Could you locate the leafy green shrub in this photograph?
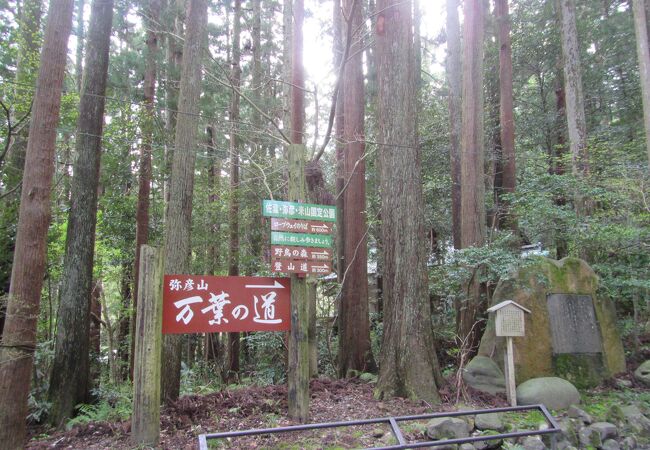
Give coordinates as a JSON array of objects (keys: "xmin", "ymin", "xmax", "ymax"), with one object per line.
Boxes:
[
  {"xmin": 241, "ymin": 332, "xmax": 287, "ymax": 385},
  {"xmin": 66, "ymin": 384, "xmax": 132, "ymax": 429}
]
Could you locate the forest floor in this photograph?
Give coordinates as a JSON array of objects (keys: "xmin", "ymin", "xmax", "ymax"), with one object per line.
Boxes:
[{"xmin": 25, "ymin": 377, "xmax": 509, "ymax": 449}]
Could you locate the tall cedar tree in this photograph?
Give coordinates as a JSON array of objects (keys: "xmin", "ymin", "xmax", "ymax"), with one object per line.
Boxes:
[
  {"xmin": 374, "ymin": 0, "xmax": 441, "ymax": 404},
  {"xmin": 163, "ymin": 0, "xmax": 184, "ymax": 206},
  {"xmin": 0, "ymin": 0, "xmax": 74, "ymax": 445},
  {"xmin": 558, "ymin": 0, "xmax": 589, "ymax": 214},
  {"xmin": 161, "ymin": 0, "xmax": 207, "ymax": 403},
  {"xmin": 227, "ymin": 0, "xmax": 243, "ymax": 380},
  {"xmin": 249, "ymin": 0, "xmax": 264, "ymax": 270},
  {"xmin": 204, "ymin": 126, "xmax": 221, "ymax": 361},
  {"xmin": 446, "ymin": 0, "xmax": 462, "ymax": 249},
  {"xmin": 48, "ymin": 0, "xmax": 114, "ymax": 426},
  {"xmin": 339, "ymin": 0, "xmax": 375, "ymax": 377},
  {"xmin": 131, "ymin": 0, "xmax": 161, "ymax": 379},
  {"xmin": 0, "ymin": 0, "xmax": 42, "ymax": 338},
  {"xmin": 632, "ymin": 0, "xmax": 650, "ymax": 167},
  {"xmin": 75, "ymin": 0, "xmax": 85, "ymax": 92},
  {"xmin": 458, "ymin": 0, "xmax": 487, "ymax": 352},
  {"xmin": 333, "ymin": 0, "xmax": 346, "ymax": 282},
  {"xmin": 495, "ymin": 0, "xmax": 516, "ymax": 231}
]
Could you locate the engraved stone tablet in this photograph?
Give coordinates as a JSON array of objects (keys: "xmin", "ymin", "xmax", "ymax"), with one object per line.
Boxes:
[{"xmin": 547, "ymin": 294, "xmax": 602, "ymax": 354}]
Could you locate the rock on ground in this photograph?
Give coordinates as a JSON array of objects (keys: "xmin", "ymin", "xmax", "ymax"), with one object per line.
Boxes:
[
  {"xmin": 462, "ymin": 356, "xmax": 506, "ymax": 395},
  {"xmin": 516, "ymin": 377, "xmax": 580, "ymax": 410},
  {"xmin": 474, "ymin": 412, "xmax": 504, "ymax": 431},
  {"xmin": 426, "ymin": 417, "xmax": 470, "ymax": 440},
  {"xmin": 633, "ymin": 360, "xmax": 650, "ymax": 387}
]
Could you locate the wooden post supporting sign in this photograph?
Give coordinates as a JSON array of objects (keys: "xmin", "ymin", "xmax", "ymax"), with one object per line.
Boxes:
[
  {"xmin": 287, "ymin": 143, "xmax": 310, "ymax": 422},
  {"xmin": 132, "ymin": 245, "xmax": 164, "ymax": 446},
  {"xmin": 487, "ymin": 300, "xmax": 531, "ymax": 408}
]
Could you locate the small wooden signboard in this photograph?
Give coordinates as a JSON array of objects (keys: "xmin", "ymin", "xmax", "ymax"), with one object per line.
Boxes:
[
  {"xmin": 487, "ymin": 300, "xmax": 531, "ymax": 407},
  {"xmin": 263, "ymin": 200, "xmax": 335, "ymax": 275}
]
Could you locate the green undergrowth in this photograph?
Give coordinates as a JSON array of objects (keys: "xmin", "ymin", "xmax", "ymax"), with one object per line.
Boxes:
[{"xmin": 66, "ymin": 384, "xmax": 132, "ymax": 430}]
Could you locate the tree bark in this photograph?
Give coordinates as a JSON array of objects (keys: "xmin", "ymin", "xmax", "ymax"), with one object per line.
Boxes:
[
  {"xmin": 558, "ymin": 0, "xmax": 589, "ymax": 213},
  {"xmin": 338, "ymin": 0, "xmax": 375, "ymax": 377},
  {"xmin": 163, "ymin": 0, "xmax": 184, "ymax": 208},
  {"xmin": 117, "ymin": 262, "xmax": 132, "ymax": 379},
  {"xmin": 204, "ymin": 126, "xmax": 221, "ymax": 362},
  {"xmin": 0, "ymin": 0, "xmax": 74, "ymax": 445},
  {"xmin": 333, "ymin": 0, "xmax": 345, "ymax": 283},
  {"xmin": 457, "ymin": 0, "xmax": 487, "ymax": 352},
  {"xmin": 48, "ymin": 0, "xmax": 113, "ymax": 426},
  {"xmin": 0, "ymin": 0, "xmax": 42, "ymax": 337},
  {"xmin": 248, "ymin": 0, "xmax": 264, "ymax": 273},
  {"xmin": 446, "ymin": 0, "xmax": 462, "ymax": 250},
  {"xmin": 161, "ymin": 0, "xmax": 207, "ymax": 403},
  {"xmin": 553, "ymin": 75, "xmax": 569, "ymax": 259},
  {"xmin": 227, "ymin": 0, "xmax": 243, "ymax": 380},
  {"xmin": 89, "ymin": 281, "xmax": 103, "ymax": 392},
  {"xmin": 287, "ymin": 0, "xmax": 310, "ymax": 423},
  {"xmin": 495, "ymin": 0, "xmax": 516, "ymax": 231},
  {"xmin": 282, "ymin": 0, "xmax": 293, "ymax": 150},
  {"xmin": 374, "ymin": 0, "xmax": 441, "ymax": 404},
  {"xmin": 75, "ymin": 0, "xmax": 85, "ymax": 92},
  {"xmin": 633, "ymin": 0, "xmax": 650, "ymax": 167},
  {"xmin": 131, "ymin": 0, "xmax": 161, "ymax": 380}
]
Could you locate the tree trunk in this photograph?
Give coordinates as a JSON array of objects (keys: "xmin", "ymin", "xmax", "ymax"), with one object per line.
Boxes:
[
  {"xmin": 374, "ymin": 0, "xmax": 441, "ymax": 404},
  {"xmin": 131, "ymin": 0, "xmax": 161, "ymax": 380},
  {"xmin": 227, "ymin": 0, "xmax": 243, "ymax": 381},
  {"xmin": 75, "ymin": 0, "xmax": 85, "ymax": 92},
  {"xmin": 282, "ymin": 0, "xmax": 293, "ymax": 148},
  {"xmin": 163, "ymin": 0, "xmax": 184, "ymax": 208},
  {"xmin": 89, "ymin": 280, "xmax": 102, "ymax": 393},
  {"xmin": 558, "ymin": 0, "xmax": 589, "ymax": 213},
  {"xmin": 0, "ymin": 0, "xmax": 74, "ymax": 445},
  {"xmin": 0, "ymin": 0, "xmax": 42, "ymax": 338},
  {"xmin": 457, "ymin": 0, "xmax": 487, "ymax": 352},
  {"xmin": 633, "ymin": 0, "xmax": 650, "ymax": 167},
  {"xmin": 495, "ymin": 0, "xmax": 516, "ymax": 231},
  {"xmin": 249, "ymin": 0, "xmax": 264, "ymax": 272},
  {"xmin": 161, "ymin": 0, "xmax": 207, "ymax": 403},
  {"xmin": 287, "ymin": 0, "xmax": 310, "ymax": 423},
  {"xmin": 338, "ymin": 0, "xmax": 375, "ymax": 377},
  {"xmin": 117, "ymin": 262, "xmax": 132, "ymax": 379},
  {"xmin": 446, "ymin": 0, "xmax": 462, "ymax": 250},
  {"xmin": 333, "ymin": 0, "xmax": 345, "ymax": 283},
  {"xmin": 48, "ymin": 0, "xmax": 113, "ymax": 426},
  {"xmin": 553, "ymin": 75, "xmax": 569, "ymax": 259},
  {"xmin": 204, "ymin": 126, "xmax": 221, "ymax": 362}
]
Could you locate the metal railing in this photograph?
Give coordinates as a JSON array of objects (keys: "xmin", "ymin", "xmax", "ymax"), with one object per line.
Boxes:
[{"xmin": 198, "ymin": 404, "xmax": 560, "ymax": 449}]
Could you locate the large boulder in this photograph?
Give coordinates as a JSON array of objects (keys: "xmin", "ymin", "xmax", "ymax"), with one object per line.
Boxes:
[
  {"xmin": 462, "ymin": 356, "xmax": 506, "ymax": 395},
  {"xmin": 470, "ymin": 257, "xmax": 625, "ymax": 389},
  {"xmin": 633, "ymin": 360, "xmax": 650, "ymax": 387},
  {"xmin": 516, "ymin": 377, "xmax": 580, "ymax": 410}
]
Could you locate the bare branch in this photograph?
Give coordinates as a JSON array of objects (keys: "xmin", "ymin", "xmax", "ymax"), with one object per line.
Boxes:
[
  {"xmin": 205, "ymin": 52, "xmax": 292, "ymax": 146},
  {"xmin": 0, "ymin": 181, "xmax": 22, "ymax": 200}
]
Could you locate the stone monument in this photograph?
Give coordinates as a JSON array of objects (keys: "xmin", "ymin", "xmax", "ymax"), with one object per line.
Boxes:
[{"xmin": 464, "ymin": 257, "xmax": 626, "ymax": 390}]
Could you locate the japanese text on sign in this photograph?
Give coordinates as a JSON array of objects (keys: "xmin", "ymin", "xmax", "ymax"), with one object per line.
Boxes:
[
  {"xmin": 271, "ymin": 259, "xmax": 332, "ymax": 275},
  {"xmin": 270, "ymin": 218, "xmax": 333, "ymax": 234},
  {"xmin": 271, "ymin": 245, "xmax": 332, "ymax": 261},
  {"xmin": 271, "ymin": 231, "xmax": 332, "ymax": 248},
  {"xmin": 262, "ymin": 200, "xmax": 336, "ymax": 222},
  {"xmin": 163, "ymin": 275, "xmax": 291, "ymax": 334}
]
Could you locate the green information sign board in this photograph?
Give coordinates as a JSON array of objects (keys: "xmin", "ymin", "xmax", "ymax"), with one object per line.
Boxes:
[
  {"xmin": 271, "ymin": 231, "xmax": 333, "ymax": 248},
  {"xmin": 263, "ymin": 200, "xmax": 336, "ymax": 222}
]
